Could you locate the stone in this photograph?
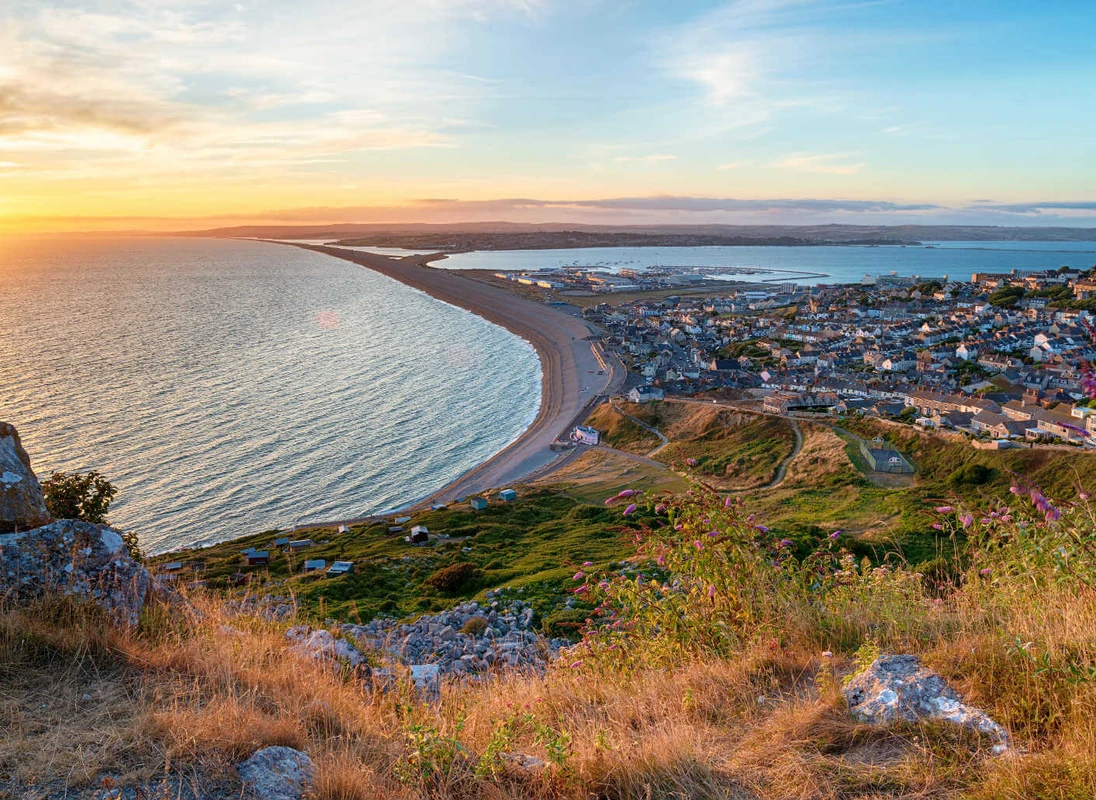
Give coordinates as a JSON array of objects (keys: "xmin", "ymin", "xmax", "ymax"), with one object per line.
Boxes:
[
  {"xmin": 0, "ymin": 422, "xmax": 50, "ymax": 533},
  {"xmin": 237, "ymin": 746, "xmax": 316, "ymax": 800},
  {"xmin": 504, "ymin": 752, "xmax": 547, "ymax": 773},
  {"xmin": 0, "ymin": 519, "xmax": 152, "ymax": 625},
  {"xmin": 286, "ymin": 626, "xmax": 368, "ymax": 670},
  {"xmin": 844, "ymin": 654, "xmax": 1010, "ymax": 753}
]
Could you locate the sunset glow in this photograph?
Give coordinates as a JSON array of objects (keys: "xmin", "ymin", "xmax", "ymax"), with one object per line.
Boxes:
[{"xmin": 2, "ymin": 0, "xmax": 1095, "ymax": 232}]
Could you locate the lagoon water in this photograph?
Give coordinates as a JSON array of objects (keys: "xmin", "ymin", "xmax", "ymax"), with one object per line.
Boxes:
[
  {"xmin": 0, "ymin": 237, "xmax": 541, "ymax": 553},
  {"xmin": 437, "ymin": 241, "xmax": 1096, "ymax": 284}
]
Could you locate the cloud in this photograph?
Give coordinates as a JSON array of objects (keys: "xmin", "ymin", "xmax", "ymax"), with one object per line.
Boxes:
[
  {"xmin": 716, "ymin": 161, "xmax": 749, "ymax": 170},
  {"xmin": 966, "ymin": 201, "xmax": 1096, "ymax": 215},
  {"xmin": 772, "ymin": 152, "xmax": 865, "ymax": 174},
  {"xmin": 0, "ymin": 1, "xmax": 525, "ymax": 179}
]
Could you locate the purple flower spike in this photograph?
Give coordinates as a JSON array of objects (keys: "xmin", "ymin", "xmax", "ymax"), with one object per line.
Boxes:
[
  {"xmin": 707, "ymin": 530, "xmax": 719, "ymax": 538},
  {"xmin": 959, "ymin": 514, "xmax": 974, "ymax": 529},
  {"xmin": 778, "ymin": 539, "xmax": 793, "ymax": 548},
  {"xmin": 573, "ymin": 585, "xmax": 588, "ymax": 595},
  {"xmin": 617, "ymin": 489, "xmax": 636, "ymax": 498},
  {"xmin": 829, "ymin": 530, "xmax": 842, "ymax": 539},
  {"xmin": 693, "ymin": 540, "xmax": 703, "ymax": 550},
  {"xmin": 756, "ymin": 525, "xmax": 770, "ymax": 533},
  {"xmin": 573, "ymin": 571, "xmax": 585, "ymax": 581},
  {"xmin": 623, "ymin": 503, "xmax": 638, "ymax": 516},
  {"xmin": 708, "ymin": 584, "xmax": 716, "ymax": 598},
  {"xmin": 935, "ymin": 505, "xmax": 954, "ymax": 514},
  {"xmin": 724, "ymin": 496, "xmax": 734, "ymax": 509},
  {"xmin": 979, "ymin": 568, "xmax": 992, "ymax": 577},
  {"xmin": 604, "ymin": 497, "xmax": 618, "ymax": 506}
]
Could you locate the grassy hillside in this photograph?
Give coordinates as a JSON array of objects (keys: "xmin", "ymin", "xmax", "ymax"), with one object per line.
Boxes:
[{"xmin": 169, "ymin": 490, "xmax": 642, "ymax": 624}]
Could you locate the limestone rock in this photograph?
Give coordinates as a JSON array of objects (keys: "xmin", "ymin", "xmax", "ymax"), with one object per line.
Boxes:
[
  {"xmin": 0, "ymin": 422, "xmax": 50, "ymax": 533},
  {"xmin": 238, "ymin": 746, "xmax": 315, "ymax": 800},
  {"xmin": 844, "ymin": 654, "xmax": 1010, "ymax": 753},
  {"xmin": 0, "ymin": 519, "xmax": 152, "ymax": 625},
  {"xmin": 285, "ymin": 625, "xmax": 368, "ymax": 671}
]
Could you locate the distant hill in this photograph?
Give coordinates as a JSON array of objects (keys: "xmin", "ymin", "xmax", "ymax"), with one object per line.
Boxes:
[{"xmin": 176, "ymin": 221, "xmax": 1096, "ymax": 244}]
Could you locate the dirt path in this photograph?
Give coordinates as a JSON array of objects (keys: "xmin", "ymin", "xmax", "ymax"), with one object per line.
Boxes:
[{"xmin": 607, "ymin": 400, "xmax": 670, "ymax": 458}]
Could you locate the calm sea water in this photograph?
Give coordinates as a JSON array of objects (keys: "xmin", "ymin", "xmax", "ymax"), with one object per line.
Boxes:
[
  {"xmin": 437, "ymin": 241, "xmax": 1096, "ymax": 285},
  {"xmin": 0, "ymin": 237, "xmax": 541, "ymax": 553}
]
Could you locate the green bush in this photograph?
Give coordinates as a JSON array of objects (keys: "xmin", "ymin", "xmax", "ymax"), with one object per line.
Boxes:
[
  {"xmin": 424, "ymin": 562, "xmax": 482, "ymax": 594},
  {"xmin": 949, "ymin": 463, "xmax": 994, "ymax": 487}
]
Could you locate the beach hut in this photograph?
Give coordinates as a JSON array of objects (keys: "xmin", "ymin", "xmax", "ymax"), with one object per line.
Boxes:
[
  {"xmin": 289, "ymin": 539, "xmax": 314, "ymax": 552},
  {"xmin": 246, "ymin": 550, "xmax": 270, "ymax": 566},
  {"xmin": 407, "ymin": 525, "xmax": 429, "ymax": 544},
  {"xmin": 272, "ymin": 537, "xmax": 290, "ymax": 548},
  {"xmin": 470, "ymin": 497, "xmax": 488, "ymax": 511},
  {"xmin": 498, "ymin": 489, "xmax": 517, "ymax": 502},
  {"xmin": 394, "ymin": 516, "xmax": 412, "ymax": 524},
  {"xmin": 303, "ymin": 559, "xmax": 326, "ymax": 572},
  {"xmin": 337, "ymin": 525, "xmax": 349, "ymax": 534},
  {"xmin": 327, "ymin": 561, "xmax": 354, "ymax": 577}
]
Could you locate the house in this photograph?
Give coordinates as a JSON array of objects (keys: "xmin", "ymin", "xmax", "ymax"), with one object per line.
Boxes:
[
  {"xmin": 272, "ymin": 537, "xmax": 290, "ymax": 548},
  {"xmin": 407, "ymin": 525, "xmax": 429, "ymax": 544},
  {"xmin": 499, "ymin": 488, "xmax": 517, "ymax": 502},
  {"xmin": 628, "ymin": 385, "xmax": 665, "ymax": 403},
  {"xmin": 470, "ymin": 497, "xmax": 488, "ymax": 511},
  {"xmin": 303, "ymin": 559, "xmax": 326, "ymax": 572},
  {"xmin": 326, "ymin": 561, "xmax": 354, "ymax": 578},
  {"xmin": 394, "ymin": 516, "xmax": 412, "ymax": 524},
  {"xmin": 246, "ymin": 550, "xmax": 270, "ymax": 566},
  {"xmin": 571, "ymin": 425, "xmax": 601, "ymax": 445},
  {"xmin": 337, "ymin": 525, "xmax": 349, "ymax": 534},
  {"xmin": 288, "ymin": 539, "xmax": 314, "ymax": 552}
]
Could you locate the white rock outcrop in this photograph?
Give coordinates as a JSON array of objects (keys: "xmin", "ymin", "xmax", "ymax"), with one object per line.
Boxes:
[
  {"xmin": 844, "ymin": 654, "xmax": 1010, "ymax": 753},
  {"xmin": 0, "ymin": 421, "xmax": 51, "ymax": 533}
]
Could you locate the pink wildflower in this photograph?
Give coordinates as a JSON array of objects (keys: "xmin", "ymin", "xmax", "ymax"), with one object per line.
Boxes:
[
  {"xmin": 573, "ymin": 571, "xmax": 585, "ymax": 581},
  {"xmin": 623, "ymin": 503, "xmax": 637, "ymax": 516},
  {"xmin": 979, "ymin": 568, "xmax": 992, "ymax": 577},
  {"xmin": 959, "ymin": 513, "xmax": 974, "ymax": 529},
  {"xmin": 573, "ymin": 585, "xmax": 588, "ymax": 595},
  {"xmin": 708, "ymin": 584, "xmax": 716, "ymax": 598},
  {"xmin": 935, "ymin": 505, "xmax": 954, "ymax": 513},
  {"xmin": 724, "ymin": 496, "xmax": 734, "ymax": 508},
  {"xmin": 693, "ymin": 540, "xmax": 703, "ymax": 550},
  {"xmin": 617, "ymin": 489, "xmax": 636, "ymax": 498},
  {"xmin": 932, "ymin": 522, "xmax": 944, "ymax": 530}
]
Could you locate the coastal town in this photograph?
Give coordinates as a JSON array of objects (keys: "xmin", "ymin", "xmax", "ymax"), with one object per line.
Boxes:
[{"xmin": 570, "ymin": 264, "xmax": 1096, "ymax": 448}]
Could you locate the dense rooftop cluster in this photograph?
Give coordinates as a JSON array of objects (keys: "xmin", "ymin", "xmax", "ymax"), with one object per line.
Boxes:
[{"xmin": 588, "ymin": 265, "xmax": 1096, "ymax": 446}]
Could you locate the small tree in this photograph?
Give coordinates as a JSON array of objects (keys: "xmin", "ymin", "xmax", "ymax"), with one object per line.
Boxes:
[
  {"xmin": 41, "ymin": 471, "xmax": 140, "ymax": 559},
  {"xmin": 42, "ymin": 470, "xmax": 117, "ymax": 524}
]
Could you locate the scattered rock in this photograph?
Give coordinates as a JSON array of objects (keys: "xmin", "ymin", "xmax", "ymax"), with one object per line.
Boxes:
[
  {"xmin": 285, "ymin": 625, "xmax": 369, "ymax": 672},
  {"xmin": 339, "ymin": 600, "xmax": 567, "ymax": 678},
  {"xmin": 0, "ymin": 518, "xmax": 152, "ymax": 625},
  {"xmin": 844, "ymin": 654, "xmax": 1010, "ymax": 753},
  {"xmin": 504, "ymin": 752, "xmax": 547, "ymax": 773},
  {"xmin": 0, "ymin": 421, "xmax": 51, "ymax": 533},
  {"xmin": 237, "ymin": 746, "xmax": 315, "ymax": 800}
]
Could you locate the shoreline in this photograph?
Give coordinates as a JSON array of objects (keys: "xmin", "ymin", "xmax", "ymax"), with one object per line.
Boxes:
[{"xmin": 270, "ymin": 242, "xmax": 626, "ymax": 526}]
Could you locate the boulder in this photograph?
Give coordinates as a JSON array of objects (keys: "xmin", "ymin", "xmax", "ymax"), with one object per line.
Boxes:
[
  {"xmin": 0, "ymin": 422, "xmax": 50, "ymax": 533},
  {"xmin": 844, "ymin": 654, "xmax": 1010, "ymax": 753},
  {"xmin": 285, "ymin": 625, "xmax": 369, "ymax": 671},
  {"xmin": 237, "ymin": 746, "xmax": 316, "ymax": 800},
  {"xmin": 0, "ymin": 519, "xmax": 152, "ymax": 625}
]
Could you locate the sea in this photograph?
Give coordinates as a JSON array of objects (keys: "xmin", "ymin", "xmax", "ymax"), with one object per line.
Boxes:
[
  {"xmin": 0, "ymin": 237, "xmax": 541, "ymax": 554},
  {"xmin": 5, "ymin": 236, "xmax": 1094, "ymax": 554},
  {"xmin": 434, "ymin": 241, "xmax": 1096, "ymax": 285}
]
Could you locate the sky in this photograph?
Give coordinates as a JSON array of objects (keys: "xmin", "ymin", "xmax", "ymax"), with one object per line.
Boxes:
[{"xmin": 1, "ymin": 0, "xmax": 1095, "ymax": 232}]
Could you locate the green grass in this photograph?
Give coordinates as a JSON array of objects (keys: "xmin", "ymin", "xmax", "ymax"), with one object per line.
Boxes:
[{"xmin": 156, "ymin": 489, "xmax": 644, "ymax": 624}]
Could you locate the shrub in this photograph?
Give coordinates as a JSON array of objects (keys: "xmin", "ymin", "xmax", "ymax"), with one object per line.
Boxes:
[
  {"xmin": 423, "ymin": 562, "xmax": 481, "ymax": 594},
  {"xmin": 459, "ymin": 616, "xmax": 488, "ymax": 636},
  {"xmin": 949, "ymin": 462, "xmax": 994, "ymax": 487}
]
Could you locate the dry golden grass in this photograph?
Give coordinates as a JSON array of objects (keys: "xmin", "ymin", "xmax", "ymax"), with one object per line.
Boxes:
[{"xmin": 4, "ymin": 576, "xmax": 1096, "ymax": 799}]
